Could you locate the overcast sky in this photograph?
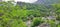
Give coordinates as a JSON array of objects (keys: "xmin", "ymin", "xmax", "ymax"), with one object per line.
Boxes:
[
  {"xmin": 4, "ymin": 0, "xmax": 37, "ymax": 3},
  {"xmin": 15, "ymin": 0, "xmax": 37, "ymax": 3}
]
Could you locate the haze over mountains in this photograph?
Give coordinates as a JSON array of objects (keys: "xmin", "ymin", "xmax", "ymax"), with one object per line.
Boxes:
[
  {"xmin": 1, "ymin": 0, "xmax": 60, "ymax": 5},
  {"xmin": 34, "ymin": 0, "xmax": 60, "ymax": 5},
  {"xmin": 17, "ymin": 0, "xmax": 60, "ymax": 5}
]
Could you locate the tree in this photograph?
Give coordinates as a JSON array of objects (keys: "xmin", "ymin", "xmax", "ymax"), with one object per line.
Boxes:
[
  {"xmin": 31, "ymin": 17, "xmax": 44, "ymax": 27},
  {"xmin": 0, "ymin": 1, "xmax": 27, "ymax": 27},
  {"xmin": 52, "ymin": 4, "xmax": 60, "ymax": 21}
]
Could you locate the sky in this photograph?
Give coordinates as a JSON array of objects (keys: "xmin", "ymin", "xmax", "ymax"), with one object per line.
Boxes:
[
  {"xmin": 15, "ymin": 0, "xmax": 37, "ymax": 3},
  {"xmin": 3, "ymin": 0, "xmax": 38, "ymax": 3}
]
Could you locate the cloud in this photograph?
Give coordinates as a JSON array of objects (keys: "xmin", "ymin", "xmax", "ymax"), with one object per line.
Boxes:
[
  {"xmin": 3, "ymin": 0, "xmax": 37, "ymax": 3},
  {"xmin": 15, "ymin": 0, "xmax": 37, "ymax": 3}
]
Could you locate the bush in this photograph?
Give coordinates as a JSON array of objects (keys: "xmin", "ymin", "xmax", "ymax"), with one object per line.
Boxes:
[{"xmin": 31, "ymin": 17, "xmax": 44, "ymax": 27}]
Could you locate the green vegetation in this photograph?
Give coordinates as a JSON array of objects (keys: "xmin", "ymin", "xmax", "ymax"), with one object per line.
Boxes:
[
  {"xmin": 31, "ymin": 17, "xmax": 44, "ymax": 27},
  {"xmin": 0, "ymin": 1, "xmax": 60, "ymax": 27}
]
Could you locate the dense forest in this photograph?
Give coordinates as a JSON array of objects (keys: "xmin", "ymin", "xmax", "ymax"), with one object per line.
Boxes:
[{"xmin": 0, "ymin": 1, "xmax": 60, "ymax": 27}]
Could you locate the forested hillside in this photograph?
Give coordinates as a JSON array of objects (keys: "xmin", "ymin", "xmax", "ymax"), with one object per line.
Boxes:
[{"xmin": 0, "ymin": 1, "xmax": 60, "ymax": 27}]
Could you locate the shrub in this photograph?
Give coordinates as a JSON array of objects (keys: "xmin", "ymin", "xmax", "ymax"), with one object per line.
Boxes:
[{"xmin": 31, "ymin": 17, "xmax": 44, "ymax": 27}]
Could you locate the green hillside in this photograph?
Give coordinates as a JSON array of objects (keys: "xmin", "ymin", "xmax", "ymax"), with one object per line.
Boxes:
[{"xmin": 0, "ymin": 1, "xmax": 60, "ymax": 27}]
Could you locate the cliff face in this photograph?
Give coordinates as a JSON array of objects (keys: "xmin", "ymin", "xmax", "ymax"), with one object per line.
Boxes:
[{"xmin": 34, "ymin": 0, "xmax": 59, "ymax": 5}]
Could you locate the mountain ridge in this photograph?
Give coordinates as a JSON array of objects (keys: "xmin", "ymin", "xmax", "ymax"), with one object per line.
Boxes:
[{"xmin": 34, "ymin": 0, "xmax": 59, "ymax": 5}]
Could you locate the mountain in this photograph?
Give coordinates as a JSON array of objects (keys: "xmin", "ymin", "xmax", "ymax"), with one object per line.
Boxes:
[
  {"xmin": 17, "ymin": 0, "xmax": 60, "ymax": 5},
  {"xmin": 34, "ymin": 0, "xmax": 60, "ymax": 5}
]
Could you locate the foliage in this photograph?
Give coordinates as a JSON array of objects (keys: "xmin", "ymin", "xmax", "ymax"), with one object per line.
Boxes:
[
  {"xmin": 31, "ymin": 17, "xmax": 44, "ymax": 27},
  {"xmin": 0, "ymin": 1, "xmax": 60, "ymax": 27},
  {"xmin": 52, "ymin": 4, "xmax": 60, "ymax": 21},
  {"xmin": 0, "ymin": 2, "xmax": 27, "ymax": 27}
]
